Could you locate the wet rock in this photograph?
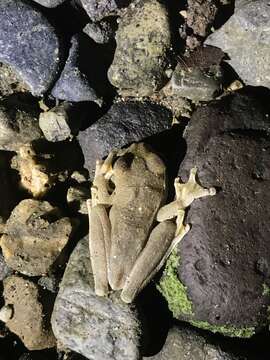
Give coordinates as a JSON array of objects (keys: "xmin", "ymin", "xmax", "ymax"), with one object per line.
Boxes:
[
  {"xmin": 2, "ymin": 275, "xmax": 56, "ymax": 350},
  {"xmin": 145, "ymin": 326, "xmax": 243, "ymax": 360},
  {"xmin": 83, "ymin": 20, "xmax": 116, "ymax": 44},
  {"xmin": 51, "ymin": 237, "xmax": 141, "ymax": 360},
  {"xmin": 0, "ymin": 97, "xmax": 42, "ymax": 152},
  {"xmin": 80, "ymin": 0, "xmax": 131, "ymax": 22},
  {"xmin": 0, "ymin": 62, "xmax": 29, "ymax": 97},
  {"xmin": 159, "ymin": 93, "xmax": 270, "ymax": 337},
  {"xmin": 51, "ymin": 35, "xmax": 102, "ymax": 105},
  {"xmin": 0, "ymin": 199, "xmax": 73, "ymax": 276},
  {"xmin": 78, "ymin": 101, "xmax": 172, "ymax": 177},
  {"xmin": 39, "ymin": 102, "xmax": 82, "ymax": 142},
  {"xmin": 108, "ymin": 0, "xmax": 171, "ymax": 96},
  {"xmin": 32, "ymin": 0, "xmax": 65, "ymax": 7},
  {"xmin": 205, "ymin": 0, "xmax": 270, "ymax": 88},
  {"xmin": 0, "ymin": 0, "xmax": 63, "ymax": 96}
]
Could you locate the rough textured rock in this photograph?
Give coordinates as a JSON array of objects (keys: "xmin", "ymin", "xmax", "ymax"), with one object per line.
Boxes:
[
  {"xmin": 67, "ymin": 184, "xmax": 90, "ymax": 215},
  {"xmin": 32, "ymin": 0, "xmax": 65, "ymax": 7},
  {"xmin": 187, "ymin": 0, "xmax": 218, "ymax": 37},
  {"xmin": 78, "ymin": 101, "xmax": 172, "ymax": 177},
  {"xmin": 80, "ymin": 0, "xmax": 131, "ymax": 22},
  {"xmin": 2, "ymin": 275, "xmax": 56, "ymax": 350},
  {"xmin": 51, "ymin": 36, "xmax": 101, "ymax": 104},
  {"xmin": 108, "ymin": 0, "xmax": 171, "ymax": 96},
  {"xmin": 83, "ymin": 20, "xmax": 116, "ymax": 44},
  {"xmin": 0, "ymin": 252, "xmax": 12, "ymax": 281},
  {"xmin": 1, "ymin": 199, "xmax": 73, "ymax": 276},
  {"xmin": 145, "ymin": 326, "xmax": 243, "ymax": 360},
  {"xmin": 0, "ymin": 62, "xmax": 29, "ymax": 97},
  {"xmin": 205, "ymin": 0, "xmax": 270, "ymax": 88},
  {"xmin": 51, "ymin": 237, "xmax": 141, "ymax": 360},
  {"xmin": 0, "ymin": 97, "xmax": 42, "ymax": 152},
  {"xmin": 159, "ymin": 93, "xmax": 270, "ymax": 337},
  {"xmin": 0, "ymin": 0, "xmax": 63, "ymax": 96}
]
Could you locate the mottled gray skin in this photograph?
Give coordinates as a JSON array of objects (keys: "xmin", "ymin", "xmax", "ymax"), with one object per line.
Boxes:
[
  {"xmin": 51, "ymin": 35, "xmax": 101, "ymax": 104},
  {"xmin": 0, "ymin": 0, "xmax": 63, "ymax": 96},
  {"xmin": 51, "ymin": 237, "xmax": 141, "ymax": 360},
  {"xmin": 205, "ymin": 0, "xmax": 270, "ymax": 88},
  {"xmin": 80, "ymin": 0, "xmax": 131, "ymax": 21},
  {"xmin": 31, "ymin": 0, "xmax": 65, "ymax": 7},
  {"xmin": 145, "ymin": 326, "xmax": 243, "ymax": 360}
]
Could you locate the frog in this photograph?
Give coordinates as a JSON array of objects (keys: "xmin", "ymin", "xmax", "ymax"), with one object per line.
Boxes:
[{"xmin": 87, "ymin": 142, "xmax": 216, "ymax": 303}]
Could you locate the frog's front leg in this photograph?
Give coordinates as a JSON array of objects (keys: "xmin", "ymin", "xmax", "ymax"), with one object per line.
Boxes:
[{"xmin": 121, "ymin": 167, "xmax": 216, "ymax": 303}]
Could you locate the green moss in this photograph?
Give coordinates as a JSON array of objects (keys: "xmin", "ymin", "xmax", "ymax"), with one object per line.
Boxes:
[
  {"xmin": 190, "ymin": 320, "xmax": 256, "ymax": 338},
  {"xmin": 157, "ymin": 250, "xmax": 194, "ymax": 317},
  {"xmin": 262, "ymin": 283, "xmax": 270, "ymax": 296}
]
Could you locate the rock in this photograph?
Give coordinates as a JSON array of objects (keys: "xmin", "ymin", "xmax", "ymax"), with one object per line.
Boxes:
[
  {"xmin": 32, "ymin": 0, "xmax": 65, "ymax": 7},
  {"xmin": 0, "ymin": 62, "xmax": 29, "ymax": 97},
  {"xmin": 0, "ymin": 252, "xmax": 12, "ymax": 281},
  {"xmin": 51, "ymin": 35, "xmax": 102, "ymax": 105},
  {"xmin": 108, "ymin": 0, "xmax": 171, "ymax": 97},
  {"xmin": 145, "ymin": 326, "xmax": 243, "ymax": 360},
  {"xmin": 78, "ymin": 101, "xmax": 172, "ymax": 177},
  {"xmin": 39, "ymin": 102, "xmax": 82, "ymax": 142},
  {"xmin": 51, "ymin": 237, "xmax": 141, "ymax": 360},
  {"xmin": 205, "ymin": 0, "xmax": 270, "ymax": 88},
  {"xmin": 2, "ymin": 275, "xmax": 56, "ymax": 350},
  {"xmin": 159, "ymin": 93, "xmax": 270, "ymax": 337},
  {"xmin": 0, "ymin": 199, "xmax": 73, "ymax": 276},
  {"xmin": 38, "ymin": 274, "xmax": 59, "ymax": 293},
  {"xmin": 0, "ymin": 97, "xmax": 42, "ymax": 152},
  {"xmin": 83, "ymin": 20, "xmax": 116, "ymax": 44},
  {"xmin": 80, "ymin": 0, "xmax": 131, "ymax": 22},
  {"xmin": 67, "ymin": 185, "xmax": 90, "ymax": 215},
  {"xmin": 0, "ymin": 0, "xmax": 63, "ymax": 96},
  {"xmin": 187, "ymin": 0, "xmax": 218, "ymax": 37}
]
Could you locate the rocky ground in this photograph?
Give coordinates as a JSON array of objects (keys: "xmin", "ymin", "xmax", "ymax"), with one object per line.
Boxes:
[{"xmin": 0, "ymin": 0, "xmax": 270, "ymax": 359}]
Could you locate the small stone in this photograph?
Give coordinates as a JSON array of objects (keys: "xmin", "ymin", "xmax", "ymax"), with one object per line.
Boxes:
[
  {"xmin": 32, "ymin": 0, "xmax": 65, "ymax": 7},
  {"xmin": 78, "ymin": 101, "xmax": 172, "ymax": 177},
  {"xmin": 39, "ymin": 102, "xmax": 82, "ymax": 142},
  {"xmin": 80, "ymin": 0, "xmax": 131, "ymax": 22},
  {"xmin": 51, "ymin": 237, "xmax": 141, "ymax": 360},
  {"xmin": 83, "ymin": 20, "xmax": 116, "ymax": 44},
  {"xmin": 205, "ymin": 0, "xmax": 270, "ymax": 88},
  {"xmin": 0, "ymin": 98, "xmax": 42, "ymax": 152},
  {"xmin": 0, "ymin": 0, "xmax": 63, "ymax": 96},
  {"xmin": 108, "ymin": 0, "xmax": 171, "ymax": 96},
  {"xmin": 0, "ymin": 62, "xmax": 29, "ymax": 97},
  {"xmin": 51, "ymin": 36, "xmax": 102, "ymax": 105},
  {"xmin": 187, "ymin": 0, "xmax": 218, "ymax": 37},
  {"xmin": 145, "ymin": 325, "xmax": 243, "ymax": 360},
  {"xmin": 1, "ymin": 199, "xmax": 73, "ymax": 276},
  {"xmin": 67, "ymin": 185, "xmax": 90, "ymax": 215},
  {"xmin": 38, "ymin": 275, "xmax": 59, "ymax": 293},
  {"xmin": 2, "ymin": 275, "xmax": 56, "ymax": 350}
]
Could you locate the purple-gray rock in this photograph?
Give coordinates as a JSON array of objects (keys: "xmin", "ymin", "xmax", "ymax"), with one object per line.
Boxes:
[
  {"xmin": 83, "ymin": 20, "xmax": 115, "ymax": 44},
  {"xmin": 80, "ymin": 0, "xmax": 132, "ymax": 22},
  {"xmin": 31, "ymin": 0, "xmax": 65, "ymax": 7},
  {"xmin": 0, "ymin": 0, "xmax": 63, "ymax": 96},
  {"xmin": 78, "ymin": 101, "xmax": 172, "ymax": 177},
  {"xmin": 51, "ymin": 36, "xmax": 102, "ymax": 105}
]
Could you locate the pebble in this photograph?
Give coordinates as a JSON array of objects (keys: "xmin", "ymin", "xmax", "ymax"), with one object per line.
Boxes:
[
  {"xmin": 51, "ymin": 237, "xmax": 141, "ymax": 360},
  {"xmin": 51, "ymin": 36, "xmax": 102, "ymax": 105},
  {"xmin": 0, "ymin": 0, "xmax": 63, "ymax": 96},
  {"xmin": 78, "ymin": 101, "xmax": 172, "ymax": 177},
  {"xmin": 2, "ymin": 275, "xmax": 56, "ymax": 350},
  {"xmin": 1, "ymin": 199, "xmax": 73, "ymax": 276},
  {"xmin": 159, "ymin": 93, "xmax": 270, "ymax": 337},
  {"xmin": 108, "ymin": 0, "xmax": 171, "ymax": 96},
  {"xmin": 80, "ymin": 0, "xmax": 131, "ymax": 22},
  {"xmin": 205, "ymin": 0, "xmax": 270, "ymax": 88}
]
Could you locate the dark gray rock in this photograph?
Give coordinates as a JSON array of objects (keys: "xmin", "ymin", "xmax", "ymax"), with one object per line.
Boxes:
[
  {"xmin": 80, "ymin": 0, "xmax": 131, "ymax": 22},
  {"xmin": 51, "ymin": 36, "xmax": 102, "ymax": 105},
  {"xmin": 145, "ymin": 326, "xmax": 243, "ymax": 360},
  {"xmin": 0, "ymin": 0, "xmax": 63, "ymax": 96},
  {"xmin": 78, "ymin": 101, "xmax": 172, "ymax": 177},
  {"xmin": 51, "ymin": 237, "xmax": 141, "ymax": 360},
  {"xmin": 32, "ymin": 0, "xmax": 65, "ymax": 7},
  {"xmin": 205, "ymin": 0, "xmax": 270, "ymax": 88},
  {"xmin": 83, "ymin": 20, "xmax": 115, "ymax": 44},
  {"xmin": 159, "ymin": 93, "xmax": 270, "ymax": 337}
]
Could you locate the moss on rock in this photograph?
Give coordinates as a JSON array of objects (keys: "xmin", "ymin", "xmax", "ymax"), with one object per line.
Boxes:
[{"xmin": 190, "ymin": 320, "xmax": 256, "ymax": 338}]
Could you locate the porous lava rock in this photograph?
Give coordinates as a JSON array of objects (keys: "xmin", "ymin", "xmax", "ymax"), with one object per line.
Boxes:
[{"xmin": 159, "ymin": 93, "xmax": 270, "ymax": 337}]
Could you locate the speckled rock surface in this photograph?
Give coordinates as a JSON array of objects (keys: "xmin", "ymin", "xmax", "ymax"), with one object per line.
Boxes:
[
  {"xmin": 108, "ymin": 0, "xmax": 171, "ymax": 96},
  {"xmin": 159, "ymin": 93, "xmax": 270, "ymax": 337},
  {"xmin": 51, "ymin": 237, "xmax": 141, "ymax": 360},
  {"xmin": 51, "ymin": 36, "xmax": 101, "ymax": 104},
  {"xmin": 205, "ymin": 0, "xmax": 270, "ymax": 87},
  {"xmin": 3, "ymin": 275, "xmax": 56, "ymax": 350},
  {"xmin": 78, "ymin": 101, "xmax": 172, "ymax": 177},
  {"xmin": 83, "ymin": 20, "xmax": 115, "ymax": 44},
  {"xmin": 80, "ymin": 0, "xmax": 131, "ymax": 22},
  {"xmin": 0, "ymin": 0, "xmax": 63, "ymax": 96},
  {"xmin": 32, "ymin": 0, "xmax": 65, "ymax": 7}
]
